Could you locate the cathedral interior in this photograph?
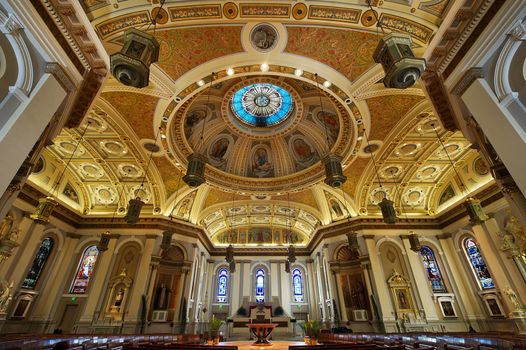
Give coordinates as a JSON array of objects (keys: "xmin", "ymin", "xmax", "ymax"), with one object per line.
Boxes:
[{"xmin": 1, "ymin": 0, "xmax": 526, "ymax": 348}]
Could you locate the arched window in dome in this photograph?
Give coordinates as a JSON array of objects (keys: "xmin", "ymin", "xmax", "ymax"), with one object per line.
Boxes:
[
  {"xmin": 255, "ymin": 268, "xmax": 265, "ymax": 302},
  {"xmin": 419, "ymin": 246, "xmax": 447, "ymax": 293},
  {"xmin": 21, "ymin": 237, "xmax": 54, "ymax": 289},
  {"xmin": 292, "ymin": 268, "xmax": 304, "ymax": 303},
  {"xmin": 463, "ymin": 237, "xmax": 495, "ymax": 289},
  {"xmin": 216, "ymin": 268, "xmax": 229, "ymax": 303},
  {"xmin": 70, "ymin": 245, "xmax": 99, "ymax": 294}
]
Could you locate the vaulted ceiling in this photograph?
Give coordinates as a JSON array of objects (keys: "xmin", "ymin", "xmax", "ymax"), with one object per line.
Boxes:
[{"xmin": 27, "ymin": 0, "xmax": 494, "ymax": 246}]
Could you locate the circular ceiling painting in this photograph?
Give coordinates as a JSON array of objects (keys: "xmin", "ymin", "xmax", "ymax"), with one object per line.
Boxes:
[{"xmin": 231, "ymin": 83, "xmax": 293, "ymax": 127}]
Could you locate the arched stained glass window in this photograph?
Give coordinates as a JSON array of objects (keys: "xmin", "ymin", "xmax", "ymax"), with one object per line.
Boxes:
[
  {"xmin": 21, "ymin": 238, "xmax": 54, "ymax": 289},
  {"xmin": 255, "ymin": 268, "xmax": 265, "ymax": 302},
  {"xmin": 419, "ymin": 246, "xmax": 447, "ymax": 293},
  {"xmin": 463, "ymin": 237, "xmax": 495, "ymax": 289},
  {"xmin": 70, "ymin": 245, "xmax": 99, "ymax": 294},
  {"xmin": 292, "ymin": 268, "xmax": 304, "ymax": 302},
  {"xmin": 216, "ymin": 268, "xmax": 229, "ymax": 303}
]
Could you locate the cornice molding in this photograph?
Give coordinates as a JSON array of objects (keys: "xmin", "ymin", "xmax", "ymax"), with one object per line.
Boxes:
[{"xmin": 18, "ymin": 180, "xmax": 503, "ymax": 256}]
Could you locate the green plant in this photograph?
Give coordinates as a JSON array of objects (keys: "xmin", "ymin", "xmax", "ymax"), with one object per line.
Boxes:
[
  {"xmin": 209, "ymin": 317, "xmax": 223, "ymax": 332},
  {"xmin": 300, "ymin": 320, "xmax": 320, "ymax": 338}
]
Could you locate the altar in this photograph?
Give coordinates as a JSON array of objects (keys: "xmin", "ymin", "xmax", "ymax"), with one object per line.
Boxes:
[
  {"xmin": 246, "ymin": 323, "xmax": 278, "ymax": 346},
  {"xmin": 231, "ymin": 301, "xmax": 292, "ymax": 336}
]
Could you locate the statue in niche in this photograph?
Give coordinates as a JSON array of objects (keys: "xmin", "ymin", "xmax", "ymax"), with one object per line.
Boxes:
[
  {"xmin": 0, "ymin": 281, "xmax": 13, "ymax": 313},
  {"xmin": 114, "ymin": 288, "xmax": 125, "ymax": 309},
  {"xmin": 0, "ymin": 215, "xmax": 14, "ymax": 239},
  {"xmin": 504, "ymin": 213, "xmax": 526, "ymax": 255},
  {"xmin": 154, "ymin": 283, "xmax": 172, "ymax": 310},
  {"xmin": 504, "ymin": 286, "xmax": 524, "ymax": 311}
]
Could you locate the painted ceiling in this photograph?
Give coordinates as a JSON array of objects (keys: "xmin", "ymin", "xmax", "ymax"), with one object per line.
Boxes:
[{"xmin": 27, "ymin": 0, "xmax": 494, "ymax": 247}]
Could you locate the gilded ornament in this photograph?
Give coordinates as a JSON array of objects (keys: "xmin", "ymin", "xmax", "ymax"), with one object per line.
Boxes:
[
  {"xmin": 223, "ymin": 2, "xmax": 238, "ymax": 19},
  {"xmin": 292, "ymin": 3, "xmax": 308, "ymax": 20}
]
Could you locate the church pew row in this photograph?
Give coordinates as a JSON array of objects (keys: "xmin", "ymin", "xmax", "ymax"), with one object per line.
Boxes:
[
  {"xmin": 317, "ymin": 333, "xmax": 519, "ymax": 350},
  {"xmin": 0, "ymin": 334, "xmax": 201, "ymax": 350},
  {"xmin": 289, "ymin": 345, "xmax": 405, "ymax": 350}
]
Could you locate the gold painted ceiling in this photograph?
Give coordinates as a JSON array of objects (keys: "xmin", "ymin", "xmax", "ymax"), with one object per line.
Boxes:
[{"xmin": 27, "ymin": 0, "xmax": 494, "ymax": 247}]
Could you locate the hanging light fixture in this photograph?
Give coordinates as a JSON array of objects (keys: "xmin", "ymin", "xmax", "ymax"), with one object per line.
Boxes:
[
  {"xmin": 110, "ymin": 1, "xmax": 166, "ymax": 88},
  {"xmin": 161, "ymin": 230, "xmax": 174, "ymax": 250},
  {"xmin": 98, "ymin": 172, "xmax": 129, "ymax": 251},
  {"xmin": 408, "ymin": 231, "xmax": 421, "ymax": 252},
  {"xmin": 363, "ymin": 128, "xmax": 397, "ymax": 224},
  {"xmin": 431, "ymin": 123, "xmax": 487, "ymax": 225},
  {"xmin": 225, "ymin": 192, "xmax": 236, "ymax": 273},
  {"xmin": 285, "ymin": 193, "xmax": 296, "ymax": 274},
  {"xmin": 347, "ymin": 232, "xmax": 359, "ymax": 251},
  {"xmin": 183, "ymin": 73, "xmax": 215, "ymax": 188},
  {"xmin": 31, "ymin": 122, "xmax": 91, "ymax": 224},
  {"xmin": 368, "ymin": 1, "xmax": 425, "ymax": 89},
  {"xmin": 97, "ymin": 230, "xmax": 111, "ymax": 252},
  {"xmin": 226, "ymin": 244, "xmax": 234, "ymax": 263},
  {"xmin": 125, "ymin": 127, "xmax": 162, "ymax": 224},
  {"xmin": 314, "ymin": 74, "xmax": 347, "ymax": 187}
]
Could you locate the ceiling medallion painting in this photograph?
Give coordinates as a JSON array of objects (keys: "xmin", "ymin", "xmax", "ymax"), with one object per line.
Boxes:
[
  {"xmin": 250, "ymin": 23, "xmax": 279, "ymax": 52},
  {"xmin": 231, "ymin": 83, "xmax": 294, "ymax": 127}
]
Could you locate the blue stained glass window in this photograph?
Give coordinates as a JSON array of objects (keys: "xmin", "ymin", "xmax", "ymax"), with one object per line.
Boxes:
[
  {"xmin": 464, "ymin": 238, "xmax": 495, "ymax": 289},
  {"xmin": 292, "ymin": 268, "xmax": 304, "ymax": 302},
  {"xmin": 70, "ymin": 245, "xmax": 99, "ymax": 294},
  {"xmin": 255, "ymin": 268, "xmax": 265, "ymax": 302},
  {"xmin": 419, "ymin": 246, "xmax": 447, "ymax": 293},
  {"xmin": 22, "ymin": 238, "xmax": 54, "ymax": 289},
  {"xmin": 231, "ymin": 84, "xmax": 294, "ymax": 127},
  {"xmin": 216, "ymin": 268, "xmax": 229, "ymax": 303}
]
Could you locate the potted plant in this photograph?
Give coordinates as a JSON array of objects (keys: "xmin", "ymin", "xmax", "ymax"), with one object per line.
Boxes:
[
  {"xmin": 299, "ymin": 321, "xmax": 310, "ymax": 344},
  {"xmin": 300, "ymin": 320, "xmax": 320, "ymax": 345},
  {"xmin": 209, "ymin": 317, "xmax": 223, "ymax": 344}
]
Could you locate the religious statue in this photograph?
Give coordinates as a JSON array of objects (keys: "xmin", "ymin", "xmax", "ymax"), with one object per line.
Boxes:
[
  {"xmin": 503, "ymin": 286, "xmax": 524, "ymax": 311},
  {"xmin": 114, "ymin": 288, "xmax": 125, "ymax": 308},
  {"xmin": 154, "ymin": 283, "xmax": 171, "ymax": 310},
  {"xmin": 504, "ymin": 212, "xmax": 526, "ymax": 255},
  {"xmin": 0, "ymin": 280, "xmax": 13, "ymax": 313},
  {"xmin": 0, "ymin": 215, "xmax": 14, "ymax": 240}
]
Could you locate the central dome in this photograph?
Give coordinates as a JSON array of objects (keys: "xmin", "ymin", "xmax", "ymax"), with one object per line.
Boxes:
[
  {"xmin": 171, "ymin": 76, "xmax": 354, "ymax": 193},
  {"xmin": 231, "ymin": 83, "xmax": 294, "ymax": 127}
]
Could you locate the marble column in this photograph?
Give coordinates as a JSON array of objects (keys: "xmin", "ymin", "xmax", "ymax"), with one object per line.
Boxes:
[
  {"xmin": 401, "ymin": 236, "xmax": 439, "ymax": 321},
  {"xmin": 77, "ymin": 235, "xmax": 118, "ymax": 328},
  {"xmin": 364, "ymin": 236, "xmax": 395, "ymax": 322},
  {"xmin": 306, "ymin": 259, "xmax": 318, "ymax": 319},
  {"xmin": 125, "ymin": 235, "xmax": 158, "ymax": 329},
  {"xmin": 484, "ymin": 218, "xmax": 526, "ymax": 299},
  {"xmin": 472, "ymin": 223, "xmax": 522, "ymax": 314},
  {"xmin": 437, "ymin": 234, "xmax": 482, "ymax": 320}
]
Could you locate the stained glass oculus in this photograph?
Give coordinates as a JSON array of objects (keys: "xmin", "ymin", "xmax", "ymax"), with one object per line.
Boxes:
[{"xmin": 231, "ymin": 83, "xmax": 294, "ymax": 127}]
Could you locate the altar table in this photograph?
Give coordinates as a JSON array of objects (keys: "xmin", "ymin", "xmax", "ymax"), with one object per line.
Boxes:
[{"xmin": 246, "ymin": 323, "xmax": 278, "ymax": 346}]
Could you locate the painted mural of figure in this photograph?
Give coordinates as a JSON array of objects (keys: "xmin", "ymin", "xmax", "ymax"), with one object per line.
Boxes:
[
  {"xmin": 251, "ymin": 148, "xmax": 273, "ymax": 177},
  {"xmin": 293, "ymin": 138, "xmax": 315, "ymax": 163},
  {"xmin": 316, "ymin": 111, "xmax": 338, "ymax": 140},
  {"xmin": 185, "ymin": 109, "xmax": 207, "ymax": 137},
  {"xmin": 210, "ymin": 138, "xmax": 229, "ymax": 161},
  {"xmin": 329, "ymin": 198, "xmax": 343, "ymax": 218}
]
